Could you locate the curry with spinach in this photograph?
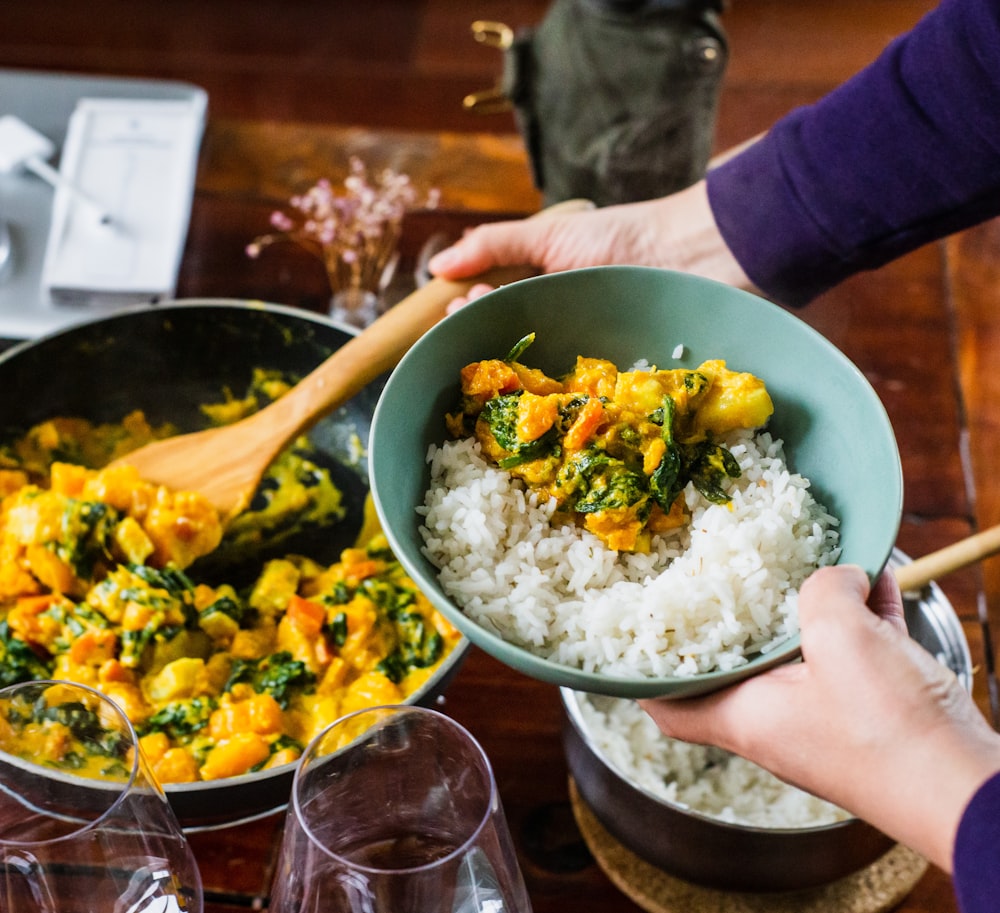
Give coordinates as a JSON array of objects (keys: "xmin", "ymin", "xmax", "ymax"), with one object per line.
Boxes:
[
  {"xmin": 0, "ymin": 373, "xmax": 460, "ymax": 784},
  {"xmin": 0, "ymin": 681, "xmax": 134, "ymax": 782},
  {"xmin": 447, "ymin": 334, "xmax": 774, "ymax": 552}
]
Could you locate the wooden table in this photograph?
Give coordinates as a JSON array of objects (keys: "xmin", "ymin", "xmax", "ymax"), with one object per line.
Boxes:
[{"xmin": 158, "ymin": 116, "xmax": 1000, "ymax": 912}]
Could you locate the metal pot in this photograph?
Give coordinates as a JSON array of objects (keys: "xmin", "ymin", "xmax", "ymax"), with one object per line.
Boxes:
[
  {"xmin": 0, "ymin": 299, "xmax": 468, "ymax": 830},
  {"xmin": 561, "ymin": 549, "xmax": 972, "ymax": 892}
]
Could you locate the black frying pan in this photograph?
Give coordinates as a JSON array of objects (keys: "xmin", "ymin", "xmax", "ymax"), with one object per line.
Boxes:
[
  {"xmin": 0, "ymin": 299, "xmax": 468, "ymax": 829},
  {"xmin": 0, "ymin": 300, "xmax": 377, "ymax": 576}
]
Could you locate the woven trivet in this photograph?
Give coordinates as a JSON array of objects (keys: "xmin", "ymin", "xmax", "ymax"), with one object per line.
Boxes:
[{"xmin": 568, "ymin": 777, "xmax": 929, "ymax": 913}]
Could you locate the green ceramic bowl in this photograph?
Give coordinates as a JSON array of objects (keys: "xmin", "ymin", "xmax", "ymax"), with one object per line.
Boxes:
[{"xmin": 369, "ymin": 267, "xmax": 902, "ymax": 698}]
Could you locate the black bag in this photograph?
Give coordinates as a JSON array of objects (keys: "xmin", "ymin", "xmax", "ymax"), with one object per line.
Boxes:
[{"xmin": 469, "ymin": 0, "xmax": 728, "ymax": 206}]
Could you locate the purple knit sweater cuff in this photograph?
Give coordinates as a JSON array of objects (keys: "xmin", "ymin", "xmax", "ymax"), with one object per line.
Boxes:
[{"xmin": 953, "ymin": 768, "xmax": 1000, "ymax": 913}]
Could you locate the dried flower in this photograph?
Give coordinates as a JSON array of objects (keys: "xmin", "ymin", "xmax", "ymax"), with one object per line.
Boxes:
[{"xmin": 247, "ymin": 157, "xmax": 439, "ymax": 301}]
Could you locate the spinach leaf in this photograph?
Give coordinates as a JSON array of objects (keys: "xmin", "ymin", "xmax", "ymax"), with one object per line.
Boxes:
[
  {"xmin": 141, "ymin": 697, "xmax": 216, "ymax": 739},
  {"xmin": 225, "ymin": 652, "xmax": 315, "ymax": 709},
  {"xmin": 377, "ymin": 611, "xmax": 444, "ymax": 683},
  {"xmin": 504, "ymin": 333, "xmax": 535, "ymax": 363},
  {"xmin": 559, "ymin": 449, "xmax": 648, "ymax": 514},
  {"xmin": 650, "ymin": 396, "xmax": 683, "ymax": 511},
  {"xmin": 482, "ymin": 392, "xmax": 560, "ymax": 467},
  {"xmin": 0, "ymin": 620, "xmax": 53, "ymax": 686},
  {"xmin": 687, "ymin": 440, "xmax": 742, "ymax": 503}
]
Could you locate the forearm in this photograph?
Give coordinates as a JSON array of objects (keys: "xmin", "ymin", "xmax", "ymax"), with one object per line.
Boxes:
[
  {"xmin": 845, "ymin": 706, "xmax": 1000, "ymax": 872},
  {"xmin": 642, "ymin": 181, "xmax": 754, "ymax": 289},
  {"xmin": 707, "ymin": 0, "xmax": 1000, "ymax": 306}
]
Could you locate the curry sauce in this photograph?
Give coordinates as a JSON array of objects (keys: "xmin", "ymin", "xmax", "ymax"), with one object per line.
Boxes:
[
  {"xmin": 0, "ymin": 389, "xmax": 460, "ymax": 784},
  {"xmin": 448, "ymin": 335, "xmax": 774, "ymax": 552}
]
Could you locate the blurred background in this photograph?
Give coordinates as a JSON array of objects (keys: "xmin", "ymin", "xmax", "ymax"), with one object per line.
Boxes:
[{"xmin": 1, "ymin": 0, "xmax": 937, "ymax": 148}]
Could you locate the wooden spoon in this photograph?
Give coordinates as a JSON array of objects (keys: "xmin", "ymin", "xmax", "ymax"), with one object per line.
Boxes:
[
  {"xmin": 114, "ymin": 199, "xmax": 594, "ymax": 520},
  {"xmin": 894, "ymin": 523, "xmax": 1000, "ymax": 592}
]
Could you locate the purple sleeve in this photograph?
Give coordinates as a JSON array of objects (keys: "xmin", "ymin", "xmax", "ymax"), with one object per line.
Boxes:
[
  {"xmin": 953, "ymin": 769, "xmax": 1000, "ymax": 913},
  {"xmin": 706, "ymin": 0, "xmax": 1000, "ymax": 307}
]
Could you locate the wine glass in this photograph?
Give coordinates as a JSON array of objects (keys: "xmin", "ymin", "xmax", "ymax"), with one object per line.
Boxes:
[
  {"xmin": 268, "ymin": 704, "xmax": 533, "ymax": 913},
  {"xmin": 0, "ymin": 680, "xmax": 203, "ymax": 913}
]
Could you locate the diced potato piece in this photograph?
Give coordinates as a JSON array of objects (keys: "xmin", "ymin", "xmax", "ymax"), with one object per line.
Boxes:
[
  {"xmin": 691, "ymin": 360, "xmax": 774, "ymax": 435},
  {"xmin": 146, "ymin": 657, "xmax": 211, "ymax": 702},
  {"xmin": 613, "ymin": 370, "xmax": 675, "ymax": 415},
  {"xmin": 229, "ymin": 625, "xmax": 277, "ymax": 661},
  {"xmin": 249, "ymin": 559, "xmax": 300, "ymax": 618},
  {"xmin": 516, "ymin": 392, "xmax": 560, "ymax": 444},
  {"xmin": 199, "ymin": 733, "xmax": 271, "ymax": 780},
  {"xmin": 151, "ymin": 747, "xmax": 201, "ymax": 784},
  {"xmin": 49, "ymin": 462, "xmax": 90, "ymax": 498},
  {"xmin": 25, "ymin": 544, "xmax": 79, "ymax": 595},
  {"xmin": 209, "ymin": 693, "xmax": 285, "ymax": 742},
  {"xmin": 113, "ymin": 516, "xmax": 154, "ymax": 565},
  {"xmin": 287, "ymin": 693, "xmax": 342, "ymax": 744},
  {"xmin": 199, "ymin": 612, "xmax": 240, "ymax": 647},
  {"xmin": 102, "ymin": 682, "xmax": 150, "ymax": 725},
  {"xmin": 460, "ymin": 360, "xmax": 521, "ymax": 401},
  {"xmin": 340, "ymin": 672, "xmax": 402, "ymax": 717},
  {"xmin": 511, "ymin": 363, "xmax": 563, "ymax": 396},
  {"xmin": 139, "ymin": 731, "xmax": 172, "ymax": 763},
  {"xmin": 80, "ymin": 464, "xmax": 149, "ymax": 513},
  {"xmin": 317, "ymin": 656, "xmax": 349, "ymax": 695},
  {"xmin": 147, "ymin": 629, "xmax": 212, "ymax": 672},
  {"xmin": 143, "ymin": 488, "xmax": 223, "ymax": 569},
  {"xmin": 562, "ymin": 356, "xmax": 618, "ymax": 399},
  {"xmin": 261, "ymin": 746, "xmax": 301, "ymax": 770},
  {"xmin": 618, "ymin": 367, "xmax": 709, "ymax": 415}
]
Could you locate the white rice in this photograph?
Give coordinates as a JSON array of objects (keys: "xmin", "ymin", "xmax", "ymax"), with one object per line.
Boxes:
[
  {"xmin": 576, "ymin": 693, "xmax": 849, "ymax": 828},
  {"xmin": 418, "ymin": 428, "xmax": 840, "ymax": 678}
]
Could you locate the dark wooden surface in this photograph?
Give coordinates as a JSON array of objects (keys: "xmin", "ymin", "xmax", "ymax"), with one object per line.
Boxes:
[{"xmin": 4, "ymin": 2, "xmax": 996, "ymax": 911}]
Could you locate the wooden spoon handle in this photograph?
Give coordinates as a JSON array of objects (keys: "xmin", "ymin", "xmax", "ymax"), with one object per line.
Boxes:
[
  {"xmin": 254, "ymin": 266, "xmax": 537, "ymax": 446},
  {"xmin": 893, "ymin": 523, "xmax": 1000, "ymax": 592}
]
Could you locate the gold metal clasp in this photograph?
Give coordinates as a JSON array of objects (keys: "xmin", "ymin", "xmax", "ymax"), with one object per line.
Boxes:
[
  {"xmin": 462, "ymin": 87, "xmax": 512, "ymax": 115},
  {"xmin": 462, "ymin": 21, "xmax": 515, "ymax": 115},
  {"xmin": 471, "ymin": 20, "xmax": 513, "ymax": 50}
]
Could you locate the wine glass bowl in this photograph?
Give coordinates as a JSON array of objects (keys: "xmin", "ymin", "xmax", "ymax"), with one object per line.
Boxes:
[
  {"xmin": 0, "ymin": 680, "xmax": 203, "ymax": 912},
  {"xmin": 268, "ymin": 704, "xmax": 532, "ymax": 913}
]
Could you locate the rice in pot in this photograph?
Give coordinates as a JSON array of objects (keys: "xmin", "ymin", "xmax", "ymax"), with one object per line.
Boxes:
[
  {"xmin": 576, "ymin": 693, "xmax": 849, "ymax": 828},
  {"xmin": 418, "ymin": 428, "xmax": 839, "ymax": 678}
]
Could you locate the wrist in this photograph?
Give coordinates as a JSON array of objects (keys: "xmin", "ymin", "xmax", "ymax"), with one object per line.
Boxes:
[
  {"xmin": 646, "ymin": 181, "xmax": 756, "ymax": 291},
  {"xmin": 866, "ymin": 719, "xmax": 1000, "ymax": 873}
]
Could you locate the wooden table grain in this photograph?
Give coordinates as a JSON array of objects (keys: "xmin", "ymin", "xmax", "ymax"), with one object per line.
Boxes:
[{"xmin": 173, "ymin": 116, "xmax": 997, "ymax": 913}]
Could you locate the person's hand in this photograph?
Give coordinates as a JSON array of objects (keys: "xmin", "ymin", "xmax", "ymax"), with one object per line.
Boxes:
[
  {"xmin": 428, "ymin": 181, "xmax": 754, "ymax": 301},
  {"xmin": 640, "ymin": 565, "xmax": 1000, "ymax": 872}
]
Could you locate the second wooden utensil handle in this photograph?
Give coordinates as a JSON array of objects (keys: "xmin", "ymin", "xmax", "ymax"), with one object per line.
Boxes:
[{"xmin": 894, "ymin": 523, "xmax": 1000, "ymax": 592}]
